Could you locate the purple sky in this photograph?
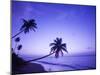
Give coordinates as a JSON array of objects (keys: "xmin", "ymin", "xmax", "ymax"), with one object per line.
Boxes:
[{"xmin": 12, "ymin": 1, "xmax": 96, "ymax": 56}]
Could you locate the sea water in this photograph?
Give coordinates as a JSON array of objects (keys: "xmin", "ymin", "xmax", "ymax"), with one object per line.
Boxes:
[{"xmin": 21, "ymin": 55, "xmax": 96, "ymax": 72}]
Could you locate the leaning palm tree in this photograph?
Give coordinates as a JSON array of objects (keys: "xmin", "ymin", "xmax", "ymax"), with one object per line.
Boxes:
[
  {"xmin": 25, "ymin": 37, "xmax": 68, "ymax": 63},
  {"xmin": 12, "ymin": 19, "xmax": 37, "ymax": 39}
]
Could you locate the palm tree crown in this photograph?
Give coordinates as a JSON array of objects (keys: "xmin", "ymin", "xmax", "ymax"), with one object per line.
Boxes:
[
  {"xmin": 50, "ymin": 37, "xmax": 68, "ymax": 58},
  {"xmin": 20, "ymin": 19, "xmax": 37, "ymax": 34},
  {"xmin": 12, "ymin": 19, "xmax": 37, "ymax": 38}
]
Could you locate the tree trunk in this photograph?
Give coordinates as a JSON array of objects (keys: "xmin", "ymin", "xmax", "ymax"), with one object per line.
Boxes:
[
  {"xmin": 25, "ymin": 52, "xmax": 55, "ymax": 63},
  {"xmin": 12, "ymin": 30, "xmax": 24, "ymax": 39}
]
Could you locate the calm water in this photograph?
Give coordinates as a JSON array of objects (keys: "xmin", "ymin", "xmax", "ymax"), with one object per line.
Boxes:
[{"xmin": 21, "ymin": 55, "xmax": 96, "ymax": 72}]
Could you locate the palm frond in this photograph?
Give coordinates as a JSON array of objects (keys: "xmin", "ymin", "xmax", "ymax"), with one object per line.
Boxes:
[
  {"xmin": 30, "ymin": 27, "xmax": 36, "ymax": 32},
  {"xmin": 62, "ymin": 47, "xmax": 68, "ymax": 53},
  {"xmin": 56, "ymin": 37, "xmax": 59, "ymax": 41},
  {"xmin": 29, "ymin": 19, "xmax": 35, "ymax": 22},
  {"xmin": 49, "ymin": 43, "xmax": 56, "ymax": 46},
  {"xmin": 50, "ymin": 46, "xmax": 57, "ymax": 53},
  {"xmin": 23, "ymin": 19, "xmax": 27, "ymax": 23},
  {"xmin": 32, "ymin": 23, "xmax": 37, "ymax": 28},
  {"xmin": 61, "ymin": 43, "xmax": 66, "ymax": 48},
  {"xmin": 59, "ymin": 38, "xmax": 62, "ymax": 43},
  {"xmin": 24, "ymin": 28, "xmax": 29, "ymax": 33}
]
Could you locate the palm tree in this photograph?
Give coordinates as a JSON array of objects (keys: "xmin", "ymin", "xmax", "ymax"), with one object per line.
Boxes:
[
  {"xmin": 25, "ymin": 37, "xmax": 68, "ymax": 63},
  {"xmin": 12, "ymin": 19, "xmax": 37, "ymax": 39},
  {"xmin": 50, "ymin": 37, "xmax": 68, "ymax": 58}
]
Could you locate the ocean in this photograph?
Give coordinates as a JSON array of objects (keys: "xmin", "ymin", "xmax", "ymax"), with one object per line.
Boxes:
[{"xmin": 21, "ymin": 55, "xmax": 96, "ymax": 72}]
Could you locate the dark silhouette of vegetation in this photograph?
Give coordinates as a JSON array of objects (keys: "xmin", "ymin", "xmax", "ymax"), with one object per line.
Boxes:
[
  {"xmin": 17, "ymin": 44, "xmax": 22, "ymax": 50},
  {"xmin": 50, "ymin": 37, "xmax": 68, "ymax": 58},
  {"xmin": 12, "ymin": 52, "xmax": 26, "ymax": 67},
  {"xmin": 12, "ymin": 19, "xmax": 37, "ymax": 38},
  {"xmin": 12, "ymin": 52, "xmax": 26, "ymax": 74},
  {"xmin": 15, "ymin": 37, "xmax": 20, "ymax": 42},
  {"xmin": 14, "ymin": 37, "xmax": 20, "ymax": 51},
  {"xmin": 12, "ymin": 52, "xmax": 46, "ymax": 74},
  {"xmin": 25, "ymin": 37, "xmax": 68, "ymax": 63},
  {"xmin": 17, "ymin": 44, "xmax": 22, "ymax": 56},
  {"xmin": 14, "ymin": 37, "xmax": 22, "ymax": 56}
]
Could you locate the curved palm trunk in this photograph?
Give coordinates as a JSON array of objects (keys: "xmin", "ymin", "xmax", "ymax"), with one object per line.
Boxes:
[
  {"xmin": 25, "ymin": 52, "xmax": 55, "ymax": 63},
  {"xmin": 12, "ymin": 30, "xmax": 24, "ymax": 39}
]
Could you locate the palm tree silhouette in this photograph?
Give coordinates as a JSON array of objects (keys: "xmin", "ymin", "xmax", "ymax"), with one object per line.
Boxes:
[
  {"xmin": 25, "ymin": 37, "xmax": 68, "ymax": 63},
  {"xmin": 50, "ymin": 37, "xmax": 68, "ymax": 58},
  {"xmin": 12, "ymin": 19, "xmax": 37, "ymax": 38}
]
